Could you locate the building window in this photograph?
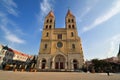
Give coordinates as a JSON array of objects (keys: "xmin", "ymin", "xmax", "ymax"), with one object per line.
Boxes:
[
  {"xmin": 49, "ymin": 25, "xmax": 51, "ymax": 29},
  {"xmin": 50, "ymin": 19, "xmax": 52, "ymax": 23},
  {"xmin": 57, "ymin": 42, "xmax": 63, "ymax": 48},
  {"xmin": 68, "ymin": 19, "xmax": 70, "ymax": 22},
  {"xmin": 46, "ymin": 32, "xmax": 49, "ymax": 37},
  {"xmin": 72, "ymin": 25, "xmax": 75, "ymax": 29},
  {"xmin": 46, "ymin": 19, "xmax": 49, "ymax": 23},
  {"xmin": 17, "ymin": 56, "xmax": 19, "ymax": 58},
  {"xmin": 2, "ymin": 50, "xmax": 5, "ymax": 54},
  {"xmin": 71, "ymin": 32, "xmax": 74, "ymax": 37},
  {"xmin": 45, "ymin": 44, "xmax": 47, "ymax": 49},
  {"xmin": 58, "ymin": 34, "xmax": 62, "ymax": 39},
  {"xmin": 72, "ymin": 19, "xmax": 74, "ymax": 22},
  {"xmin": 68, "ymin": 25, "xmax": 71, "ymax": 28},
  {"xmin": 46, "ymin": 25, "xmax": 48, "ymax": 29},
  {"xmin": 72, "ymin": 44, "xmax": 75, "ymax": 49}
]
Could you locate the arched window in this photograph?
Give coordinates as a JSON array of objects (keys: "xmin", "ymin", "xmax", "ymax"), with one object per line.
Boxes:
[
  {"xmin": 72, "ymin": 19, "xmax": 74, "ymax": 22},
  {"xmin": 49, "ymin": 25, "xmax": 51, "ymax": 29},
  {"xmin": 46, "ymin": 25, "xmax": 48, "ymax": 29},
  {"xmin": 68, "ymin": 19, "xmax": 70, "ymax": 22},
  {"xmin": 68, "ymin": 25, "xmax": 71, "ymax": 28},
  {"xmin": 46, "ymin": 32, "xmax": 49, "ymax": 37},
  {"xmin": 71, "ymin": 32, "xmax": 74, "ymax": 37},
  {"xmin": 46, "ymin": 19, "xmax": 49, "ymax": 23},
  {"xmin": 50, "ymin": 19, "xmax": 52, "ymax": 23},
  {"xmin": 58, "ymin": 34, "xmax": 62, "ymax": 39},
  {"xmin": 72, "ymin": 44, "xmax": 75, "ymax": 49},
  {"xmin": 72, "ymin": 25, "xmax": 75, "ymax": 29},
  {"xmin": 45, "ymin": 44, "xmax": 47, "ymax": 49}
]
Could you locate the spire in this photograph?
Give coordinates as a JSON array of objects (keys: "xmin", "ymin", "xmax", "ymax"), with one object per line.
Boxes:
[
  {"xmin": 46, "ymin": 10, "xmax": 55, "ymax": 18},
  {"xmin": 66, "ymin": 9, "xmax": 74, "ymax": 17}
]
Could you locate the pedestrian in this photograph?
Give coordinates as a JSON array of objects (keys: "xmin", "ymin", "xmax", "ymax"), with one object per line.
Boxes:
[{"xmin": 107, "ymin": 70, "xmax": 110, "ymax": 76}]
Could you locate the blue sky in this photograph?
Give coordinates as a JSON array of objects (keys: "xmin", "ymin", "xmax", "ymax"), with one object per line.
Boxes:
[{"xmin": 0, "ymin": 0, "xmax": 120, "ymax": 60}]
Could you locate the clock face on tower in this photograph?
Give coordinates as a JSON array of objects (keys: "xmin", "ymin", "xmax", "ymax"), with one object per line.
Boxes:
[{"xmin": 57, "ymin": 42, "xmax": 63, "ymax": 48}]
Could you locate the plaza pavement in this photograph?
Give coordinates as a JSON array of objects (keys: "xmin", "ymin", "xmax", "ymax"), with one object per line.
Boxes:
[{"xmin": 0, "ymin": 71, "xmax": 120, "ymax": 80}]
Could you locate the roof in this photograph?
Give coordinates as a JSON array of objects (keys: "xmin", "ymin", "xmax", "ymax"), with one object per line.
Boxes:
[
  {"xmin": 66, "ymin": 9, "xmax": 75, "ymax": 17},
  {"xmin": 46, "ymin": 10, "xmax": 55, "ymax": 18},
  {"xmin": 8, "ymin": 48, "xmax": 30, "ymax": 57}
]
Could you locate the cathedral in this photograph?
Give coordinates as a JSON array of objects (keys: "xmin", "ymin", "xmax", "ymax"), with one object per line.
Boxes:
[{"xmin": 37, "ymin": 10, "xmax": 84, "ymax": 71}]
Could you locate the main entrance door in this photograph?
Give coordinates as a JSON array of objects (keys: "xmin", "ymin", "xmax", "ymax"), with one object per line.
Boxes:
[{"xmin": 55, "ymin": 55, "xmax": 65, "ymax": 69}]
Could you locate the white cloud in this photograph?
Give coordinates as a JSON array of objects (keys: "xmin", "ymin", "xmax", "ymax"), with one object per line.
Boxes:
[
  {"xmin": 1, "ymin": 0, "xmax": 18, "ymax": 16},
  {"xmin": 0, "ymin": 0, "xmax": 25, "ymax": 44},
  {"xmin": 5, "ymin": 34, "xmax": 25, "ymax": 44},
  {"xmin": 37, "ymin": 0, "xmax": 55, "ymax": 30},
  {"xmin": 39, "ymin": 0, "xmax": 54, "ymax": 18},
  {"xmin": 77, "ymin": 0, "xmax": 99, "ymax": 22},
  {"xmin": 80, "ymin": 7, "xmax": 91, "ymax": 18},
  {"xmin": 0, "ymin": 25, "xmax": 25, "ymax": 44},
  {"xmin": 107, "ymin": 34, "xmax": 120, "ymax": 57},
  {"xmin": 40, "ymin": 0, "xmax": 52, "ymax": 16},
  {"xmin": 82, "ymin": 0, "xmax": 120, "ymax": 32}
]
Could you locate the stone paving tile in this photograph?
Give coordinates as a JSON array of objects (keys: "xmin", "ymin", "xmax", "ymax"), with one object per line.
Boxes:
[{"xmin": 0, "ymin": 71, "xmax": 120, "ymax": 80}]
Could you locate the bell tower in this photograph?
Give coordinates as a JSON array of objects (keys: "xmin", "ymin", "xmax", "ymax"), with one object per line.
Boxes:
[
  {"xmin": 65, "ymin": 9, "xmax": 78, "ymax": 40},
  {"xmin": 39, "ymin": 10, "xmax": 55, "ymax": 55},
  {"xmin": 65, "ymin": 9, "xmax": 76, "ymax": 29},
  {"xmin": 65, "ymin": 9, "xmax": 83, "ymax": 54},
  {"xmin": 44, "ymin": 10, "xmax": 55, "ymax": 29}
]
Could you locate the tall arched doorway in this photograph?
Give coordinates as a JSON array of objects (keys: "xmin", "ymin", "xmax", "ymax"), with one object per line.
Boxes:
[
  {"xmin": 73, "ymin": 59, "xmax": 78, "ymax": 70},
  {"xmin": 55, "ymin": 55, "xmax": 65, "ymax": 69},
  {"xmin": 41, "ymin": 59, "xmax": 46, "ymax": 69}
]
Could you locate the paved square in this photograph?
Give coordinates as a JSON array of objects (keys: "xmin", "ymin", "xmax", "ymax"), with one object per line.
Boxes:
[{"xmin": 0, "ymin": 71, "xmax": 120, "ymax": 80}]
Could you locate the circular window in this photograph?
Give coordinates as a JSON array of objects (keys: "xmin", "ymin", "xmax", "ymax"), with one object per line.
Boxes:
[{"xmin": 57, "ymin": 42, "xmax": 63, "ymax": 48}]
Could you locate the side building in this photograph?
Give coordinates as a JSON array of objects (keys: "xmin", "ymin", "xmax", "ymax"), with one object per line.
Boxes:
[
  {"xmin": 0, "ymin": 44, "xmax": 37, "ymax": 71},
  {"xmin": 37, "ymin": 10, "xmax": 84, "ymax": 71},
  {"xmin": 0, "ymin": 44, "xmax": 6, "ymax": 69}
]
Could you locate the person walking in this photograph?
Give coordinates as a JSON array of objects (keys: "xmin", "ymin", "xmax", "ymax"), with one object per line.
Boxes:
[{"xmin": 106, "ymin": 70, "xmax": 110, "ymax": 76}]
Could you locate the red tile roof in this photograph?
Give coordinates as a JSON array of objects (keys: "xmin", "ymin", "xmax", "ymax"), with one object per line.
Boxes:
[{"xmin": 8, "ymin": 48, "xmax": 30, "ymax": 57}]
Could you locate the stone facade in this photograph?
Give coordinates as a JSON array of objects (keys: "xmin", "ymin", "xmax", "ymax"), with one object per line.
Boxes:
[{"xmin": 37, "ymin": 10, "xmax": 84, "ymax": 71}]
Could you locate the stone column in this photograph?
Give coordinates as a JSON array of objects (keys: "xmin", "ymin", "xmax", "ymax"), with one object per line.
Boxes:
[
  {"xmin": 52, "ymin": 61, "xmax": 55, "ymax": 69},
  {"xmin": 39, "ymin": 61, "xmax": 42, "ymax": 69},
  {"xmin": 71, "ymin": 62, "xmax": 74, "ymax": 70},
  {"xmin": 65, "ymin": 62, "xmax": 67, "ymax": 69}
]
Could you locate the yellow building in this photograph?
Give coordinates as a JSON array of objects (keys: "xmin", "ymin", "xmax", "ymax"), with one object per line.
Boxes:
[{"xmin": 37, "ymin": 10, "xmax": 84, "ymax": 71}]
